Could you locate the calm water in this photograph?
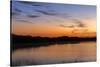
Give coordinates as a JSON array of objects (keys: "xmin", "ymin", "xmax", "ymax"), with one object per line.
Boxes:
[{"xmin": 12, "ymin": 42, "xmax": 96, "ymax": 66}]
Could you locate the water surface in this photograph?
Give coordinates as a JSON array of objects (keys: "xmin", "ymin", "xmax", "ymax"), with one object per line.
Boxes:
[{"xmin": 12, "ymin": 42, "xmax": 96, "ymax": 66}]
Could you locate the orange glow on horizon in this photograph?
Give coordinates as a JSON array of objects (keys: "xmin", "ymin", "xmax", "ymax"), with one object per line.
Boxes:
[{"xmin": 12, "ymin": 19, "xmax": 96, "ymax": 37}]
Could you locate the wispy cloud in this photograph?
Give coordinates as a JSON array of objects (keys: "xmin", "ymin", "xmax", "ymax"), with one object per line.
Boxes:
[
  {"xmin": 18, "ymin": 1, "xmax": 47, "ymax": 7},
  {"xmin": 15, "ymin": 19, "xmax": 33, "ymax": 24},
  {"xmin": 11, "ymin": 8, "xmax": 22, "ymax": 16},
  {"xmin": 12, "ymin": 1, "xmax": 70, "ymax": 23},
  {"xmin": 12, "ymin": 8, "xmax": 40, "ymax": 18},
  {"xmin": 14, "ymin": 8, "xmax": 22, "ymax": 13},
  {"xmin": 59, "ymin": 18, "xmax": 87, "ymax": 28},
  {"xmin": 11, "ymin": 11, "xmax": 19, "ymax": 16},
  {"xmin": 72, "ymin": 29, "xmax": 88, "ymax": 33},
  {"xmin": 35, "ymin": 9, "xmax": 58, "ymax": 16},
  {"xmin": 72, "ymin": 29, "xmax": 79, "ymax": 33},
  {"xmin": 59, "ymin": 24, "xmax": 74, "ymax": 28},
  {"xmin": 72, "ymin": 19, "xmax": 86, "ymax": 27},
  {"xmin": 17, "ymin": 1, "xmax": 35, "ymax": 5},
  {"xmin": 12, "ymin": 1, "xmax": 88, "ymax": 27},
  {"xmin": 34, "ymin": 9, "xmax": 70, "ymax": 18},
  {"xmin": 27, "ymin": 14, "xmax": 40, "ymax": 18}
]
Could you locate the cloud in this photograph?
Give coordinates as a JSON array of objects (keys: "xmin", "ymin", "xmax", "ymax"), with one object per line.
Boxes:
[
  {"xmin": 18, "ymin": 1, "xmax": 37, "ymax": 5},
  {"xmin": 58, "ymin": 18, "xmax": 87, "ymax": 28},
  {"xmin": 59, "ymin": 24, "xmax": 74, "ymax": 28},
  {"xmin": 72, "ymin": 29, "xmax": 88, "ymax": 33},
  {"xmin": 12, "ymin": 1, "xmax": 87, "ymax": 26},
  {"xmin": 72, "ymin": 29, "xmax": 79, "ymax": 33},
  {"xmin": 35, "ymin": 9, "xmax": 57, "ymax": 16},
  {"xmin": 27, "ymin": 14, "xmax": 40, "ymax": 18},
  {"xmin": 11, "ymin": 11, "xmax": 19, "ymax": 16},
  {"xmin": 34, "ymin": 9, "xmax": 70, "ymax": 22},
  {"xmin": 12, "ymin": 1, "xmax": 70, "ymax": 22},
  {"xmin": 77, "ymin": 23, "xmax": 86, "ymax": 27},
  {"xmin": 18, "ymin": 1, "xmax": 49, "ymax": 7},
  {"xmin": 14, "ymin": 8, "xmax": 22, "ymax": 13},
  {"xmin": 12, "ymin": 7, "xmax": 40, "ymax": 19},
  {"xmin": 72, "ymin": 19, "xmax": 86, "ymax": 27},
  {"xmin": 16, "ymin": 19, "xmax": 33, "ymax": 24},
  {"xmin": 11, "ymin": 8, "xmax": 22, "ymax": 16}
]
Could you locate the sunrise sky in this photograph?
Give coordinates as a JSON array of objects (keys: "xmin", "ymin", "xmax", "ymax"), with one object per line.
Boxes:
[{"xmin": 11, "ymin": 1, "xmax": 96, "ymax": 37}]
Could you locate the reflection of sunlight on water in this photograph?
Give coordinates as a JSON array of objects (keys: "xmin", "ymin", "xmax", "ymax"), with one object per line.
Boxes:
[{"xmin": 12, "ymin": 42, "xmax": 96, "ymax": 66}]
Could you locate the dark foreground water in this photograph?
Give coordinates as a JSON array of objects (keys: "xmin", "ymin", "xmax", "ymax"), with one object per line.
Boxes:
[{"xmin": 11, "ymin": 42, "xmax": 96, "ymax": 66}]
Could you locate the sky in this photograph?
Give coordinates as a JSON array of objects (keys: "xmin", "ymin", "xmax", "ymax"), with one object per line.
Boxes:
[{"xmin": 11, "ymin": 1, "xmax": 96, "ymax": 37}]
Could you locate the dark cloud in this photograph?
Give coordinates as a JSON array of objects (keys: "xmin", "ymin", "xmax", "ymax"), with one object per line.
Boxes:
[
  {"xmin": 18, "ymin": 1, "xmax": 37, "ymax": 5},
  {"xmin": 34, "ymin": 9, "xmax": 70, "ymax": 20},
  {"xmin": 35, "ymin": 9, "xmax": 57, "ymax": 16},
  {"xmin": 11, "ymin": 7, "xmax": 22, "ymax": 16},
  {"xmin": 12, "ymin": 1, "xmax": 70, "ymax": 21},
  {"xmin": 27, "ymin": 14, "xmax": 40, "ymax": 18},
  {"xmin": 72, "ymin": 19, "xmax": 86, "ymax": 27},
  {"xmin": 16, "ymin": 19, "xmax": 33, "ymax": 24},
  {"xmin": 77, "ymin": 23, "xmax": 86, "ymax": 27},
  {"xmin": 12, "ymin": 8, "xmax": 40, "ymax": 19},
  {"xmin": 67, "ymin": 25, "xmax": 74, "ymax": 28},
  {"xmin": 58, "ymin": 18, "xmax": 86, "ymax": 28},
  {"xmin": 11, "ymin": 11, "xmax": 19, "ymax": 16},
  {"xmin": 18, "ymin": 1, "xmax": 49, "ymax": 7},
  {"xmin": 14, "ymin": 8, "xmax": 22, "ymax": 13},
  {"xmin": 59, "ymin": 24, "xmax": 74, "ymax": 28},
  {"xmin": 12, "ymin": 1, "xmax": 87, "ymax": 26}
]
